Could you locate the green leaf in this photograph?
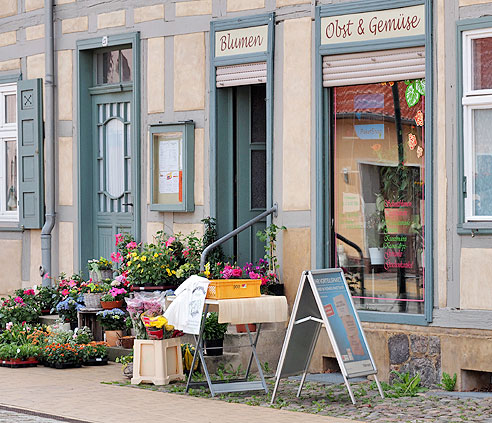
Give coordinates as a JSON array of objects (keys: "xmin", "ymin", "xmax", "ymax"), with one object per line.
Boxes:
[
  {"xmin": 415, "ymin": 79, "xmax": 426, "ymax": 96},
  {"xmin": 405, "ymin": 83, "xmax": 420, "ymax": 108}
]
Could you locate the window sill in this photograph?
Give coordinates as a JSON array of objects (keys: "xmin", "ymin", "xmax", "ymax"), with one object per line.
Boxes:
[
  {"xmin": 457, "ymin": 222, "xmax": 492, "ymax": 235},
  {"xmin": 359, "ymin": 311, "xmax": 429, "ymax": 326}
]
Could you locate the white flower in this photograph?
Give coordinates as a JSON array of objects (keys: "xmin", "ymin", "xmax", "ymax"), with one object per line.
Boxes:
[{"xmin": 16, "ymin": 348, "xmax": 20, "ymax": 354}]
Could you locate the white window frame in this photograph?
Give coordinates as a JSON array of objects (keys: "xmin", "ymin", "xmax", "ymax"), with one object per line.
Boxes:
[
  {"xmin": 462, "ymin": 28, "xmax": 492, "ymax": 221},
  {"xmin": 0, "ymin": 83, "xmax": 18, "ymax": 222}
]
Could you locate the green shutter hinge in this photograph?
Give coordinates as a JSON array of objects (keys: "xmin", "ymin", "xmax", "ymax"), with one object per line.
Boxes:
[{"xmin": 463, "ymin": 176, "xmax": 467, "ymax": 198}]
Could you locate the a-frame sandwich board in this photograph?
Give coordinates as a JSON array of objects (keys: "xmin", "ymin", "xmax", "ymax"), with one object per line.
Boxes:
[{"xmin": 271, "ymin": 269, "xmax": 384, "ymax": 404}]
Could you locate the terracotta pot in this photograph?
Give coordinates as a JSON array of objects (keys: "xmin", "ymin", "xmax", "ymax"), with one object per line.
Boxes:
[
  {"xmin": 105, "ymin": 330, "xmax": 123, "ymax": 347},
  {"xmin": 101, "ymin": 300, "xmax": 124, "ymax": 310},
  {"xmin": 236, "ymin": 324, "xmax": 256, "ymax": 333},
  {"xmin": 384, "ymin": 207, "xmax": 412, "ymax": 234}
]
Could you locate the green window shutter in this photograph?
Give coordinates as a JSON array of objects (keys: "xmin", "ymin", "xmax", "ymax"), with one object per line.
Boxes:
[{"xmin": 17, "ymin": 79, "xmax": 44, "ymax": 229}]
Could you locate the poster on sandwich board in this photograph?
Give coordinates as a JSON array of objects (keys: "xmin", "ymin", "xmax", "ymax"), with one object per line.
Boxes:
[{"xmin": 271, "ymin": 268, "xmax": 384, "ymax": 404}]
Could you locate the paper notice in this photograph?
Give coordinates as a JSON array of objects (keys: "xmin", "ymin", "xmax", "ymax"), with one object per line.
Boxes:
[
  {"xmin": 333, "ymin": 294, "xmax": 364, "ymax": 356},
  {"xmin": 159, "ymin": 140, "xmax": 179, "ymax": 172},
  {"xmin": 159, "ymin": 171, "xmax": 179, "ymax": 194}
]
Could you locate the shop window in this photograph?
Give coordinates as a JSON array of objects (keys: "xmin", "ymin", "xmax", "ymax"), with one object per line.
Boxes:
[
  {"xmin": 333, "ymin": 80, "xmax": 425, "ymax": 314},
  {"xmin": 0, "ymin": 83, "xmax": 18, "ymax": 221},
  {"xmin": 462, "ymin": 29, "xmax": 492, "ymax": 221}
]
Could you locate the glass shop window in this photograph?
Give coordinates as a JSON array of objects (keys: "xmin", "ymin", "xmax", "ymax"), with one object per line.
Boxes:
[{"xmin": 333, "ymin": 80, "xmax": 425, "ymax": 314}]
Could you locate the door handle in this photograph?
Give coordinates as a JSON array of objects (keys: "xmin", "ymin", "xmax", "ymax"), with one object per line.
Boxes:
[{"xmin": 122, "ymin": 202, "xmax": 134, "ymax": 207}]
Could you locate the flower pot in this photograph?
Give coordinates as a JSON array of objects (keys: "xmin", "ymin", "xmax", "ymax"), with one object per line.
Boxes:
[
  {"xmin": 267, "ymin": 284, "xmax": 285, "ymax": 296},
  {"xmin": 369, "ymin": 247, "xmax": 385, "ymax": 265},
  {"xmin": 120, "ymin": 335, "xmax": 135, "ymax": 349},
  {"xmin": 83, "ymin": 358, "xmax": 108, "ymax": 366},
  {"xmin": 204, "ymin": 338, "xmax": 223, "ymax": 356},
  {"xmin": 384, "ymin": 207, "xmax": 412, "ymax": 234},
  {"xmin": 101, "ymin": 300, "xmax": 123, "ymax": 310},
  {"xmin": 84, "ymin": 293, "xmax": 104, "ymax": 309},
  {"xmin": 236, "ymin": 324, "xmax": 256, "ymax": 333},
  {"xmin": 89, "ymin": 269, "xmax": 113, "ymax": 283},
  {"xmin": 105, "ymin": 330, "xmax": 123, "ymax": 347},
  {"xmin": 146, "ymin": 327, "xmax": 164, "ymax": 340}
]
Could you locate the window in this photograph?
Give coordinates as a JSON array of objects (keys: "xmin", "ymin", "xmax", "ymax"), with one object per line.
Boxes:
[
  {"xmin": 96, "ymin": 48, "xmax": 132, "ymax": 85},
  {"xmin": 0, "ymin": 83, "xmax": 18, "ymax": 221},
  {"xmin": 332, "ymin": 80, "xmax": 426, "ymax": 314},
  {"xmin": 462, "ymin": 29, "xmax": 492, "ymax": 221}
]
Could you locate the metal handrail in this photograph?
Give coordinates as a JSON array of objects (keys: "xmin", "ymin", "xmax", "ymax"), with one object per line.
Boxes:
[
  {"xmin": 200, "ymin": 203, "xmax": 278, "ymax": 271},
  {"xmin": 335, "ymin": 232, "xmax": 365, "ymax": 301}
]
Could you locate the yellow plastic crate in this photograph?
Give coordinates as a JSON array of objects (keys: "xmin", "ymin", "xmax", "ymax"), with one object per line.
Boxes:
[{"xmin": 206, "ymin": 279, "xmax": 261, "ymax": 300}]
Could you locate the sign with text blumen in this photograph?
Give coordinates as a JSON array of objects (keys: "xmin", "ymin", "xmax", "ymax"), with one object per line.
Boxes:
[{"xmin": 215, "ymin": 25, "xmax": 268, "ymax": 58}]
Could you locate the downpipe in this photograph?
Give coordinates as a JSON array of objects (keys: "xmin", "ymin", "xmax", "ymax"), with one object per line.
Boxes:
[{"xmin": 40, "ymin": 0, "xmax": 55, "ymax": 286}]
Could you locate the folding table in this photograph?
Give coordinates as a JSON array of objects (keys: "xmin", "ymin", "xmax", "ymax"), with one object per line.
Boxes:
[{"xmin": 185, "ymin": 295, "xmax": 288, "ymax": 397}]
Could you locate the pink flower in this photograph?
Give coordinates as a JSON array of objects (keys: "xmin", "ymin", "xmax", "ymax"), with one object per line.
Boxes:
[
  {"xmin": 111, "ymin": 251, "xmax": 122, "ymax": 263},
  {"xmin": 68, "ymin": 280, "xmax": 77, "ymax": 288},
  {"xmin": 61, "ymin": 289, "xmax": 69, "ymax": 296},
  {"xmin": 182, "ymin": 249, "xmax": 190, "ymax": 258},
  {"xmin": 14, "ymin": 296, "xmax": 23, "ymax": 304},
  {"xmin": 126, "ymin": 241, "xmax": 137, "ymax": 249},
  {"xmin": 232, "ymin": 268, "xmax": 243, "ymax": 278},
  {"xmin": 249, "ymin": 272, "xmax": 260, "ymax": 280},
  {"xmin": 165, "ymin": 237, "xmax": 175, "ymax": 248},
  {"xmin": 115, "ymin": 233, "xmax": 123, "ymax": 246},
  {"xmin": 23, "ymin": 289, "xmax": 35, "ymax": 296},
  {"xmin": 6, "ymin": 322, "xmax": 13, "ymax": 330},
  {"xmin": 261, "ymin": 277, "xmax": 268, "ymax": 286}
]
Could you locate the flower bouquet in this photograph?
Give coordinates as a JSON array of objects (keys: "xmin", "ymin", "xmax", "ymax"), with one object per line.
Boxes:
[{"xmin": 140, "ymin": 312, "xmax": 174, "ymax": 340}]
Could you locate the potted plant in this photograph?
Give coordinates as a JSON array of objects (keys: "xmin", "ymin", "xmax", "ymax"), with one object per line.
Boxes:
[
  {"xmin": 43, "ymin": 342, "xmax": 82, "ymax": 369},
  {"xmin": 55, "ymin": 297, "xmax": 84, "ymax": 329},
  {"xmin": 34, "ymin": 286, "xmax": 61, "ymax": 315},
  {"xmin": 96, "ymin": 308, "xmax": 126, "ymax": 346},
  {"xmin": 256, "ymin": 223, "xmax": 286, "ymax": 295},
  {"xmin": 0, "ymin": 292, "xmax": 40, "ymax": 328},
  {"xmin": 0, "ymin": 343, "xmax": 41, "ymax": 368},
  {"xmin": 88, "ymin": 257, "xmax": 113, "ymax": 282},
  {"xmin": 366, "ymin": 209, "xmax": 385, "ymax": 266},
  {"xmin": 80, "ymin": 341, "xmax": 109, "ymax": 366},
  {"xmin": 83, "ymin": 282, "xmax": 107, "ymax": 309},
  {"xmin": 203, "ymin": 312, "xmax": 228, "ymax": 356},
  {"xmin": 100, "ymin": 287, "xmax": 127, "ymax": 309}
]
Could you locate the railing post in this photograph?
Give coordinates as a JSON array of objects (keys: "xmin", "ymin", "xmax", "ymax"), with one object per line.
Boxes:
[{"xmin": 200, "ymin": 203, "xmax": 278, "ymax": 272}]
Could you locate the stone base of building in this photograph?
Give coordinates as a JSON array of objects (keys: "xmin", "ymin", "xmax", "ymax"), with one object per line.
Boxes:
[{"xmin": 311, "ymin": 322, "xmax": 492, "ymax": 391}]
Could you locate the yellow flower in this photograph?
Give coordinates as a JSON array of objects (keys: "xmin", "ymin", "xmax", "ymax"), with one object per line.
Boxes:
[
  {"xmin": 141, "ymin": 256, "xmax": 147, "ymax": 262},
  {"xmin": 131, "ymin": 252, "xmax": 137, "ymax": 257},
  {"xmin": 166, "ymin": 268, "xmax": 171, "ymax": 276},
  {"xmin": 137, "ymin": 263, "xmax": 141, "ymax": 268},
  {"xmin": 172, "ymin": 270, "xmax": 176, "ymax": 275},
  {"xmin": 154, "ymin": 253, "xmax": 158, "ymax": 258},
  {"xmin": 127, "ymin": 261, "xmax": 132, "ymax": 266},
  {"xmin": 165, "ymin": 324, "xmax": 174, "ymax": 332}
]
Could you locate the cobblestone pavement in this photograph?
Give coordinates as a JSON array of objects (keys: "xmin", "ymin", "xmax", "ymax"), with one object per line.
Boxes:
[
  {"xmin": 0, "ymin": 408, "xmax": 82, "ymax": 423},
  {"xmin": 115, "ymin": 373, "xmax": 492, "ymax": 423}
]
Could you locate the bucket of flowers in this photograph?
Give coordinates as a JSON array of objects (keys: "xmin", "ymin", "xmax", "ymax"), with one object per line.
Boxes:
[
  {"xmin": 140, "ymin": 312, "xmax": 175, "ymax": 340},
  {"xmin": 88, "ymin": 257, "xmax": 113, "ymax": 282}
]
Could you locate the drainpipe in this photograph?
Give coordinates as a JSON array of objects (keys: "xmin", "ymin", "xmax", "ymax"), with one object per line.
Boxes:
[{"xmin": 41, "ymin": 0, "xmax": 56, "ymax": 286}]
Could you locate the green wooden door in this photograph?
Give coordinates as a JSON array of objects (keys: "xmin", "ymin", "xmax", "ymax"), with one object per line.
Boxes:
[
  {"xmin": 216, "ymin": 84, "xmax": 267, "ymax": 264},
  {"xmin": 92, "ymin": 91, "xmax": 135, "ymax": 259}
]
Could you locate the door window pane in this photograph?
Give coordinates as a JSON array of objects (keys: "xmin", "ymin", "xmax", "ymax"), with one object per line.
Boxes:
[
  {"xmin": 333, "ymin": 81, "xmax": 425, "ymax": 314},
  {"xmin": 120, "ymin": 49, "xmax": 132, "ymax": 82},
  {"xmin": 251, "ymin": 149, "xmax": 266, "ymax": 209},
  {"xmin": 97, "ymin": 51, "xmax": 120, "ymax": 84},
  {"xmin": 472, "ymin": 37, "xmax": 492, "ymax": 91},
  {"xmin": 251, "ymin": 85, "xmax": 266, "ymax": 143},
  {"xmin": 105, "ymin": 118, "xmax": 125, "ymax": 199},
  {"xmin": 472, "ymin": 109, "xmax": 492, "ymax": 216}
]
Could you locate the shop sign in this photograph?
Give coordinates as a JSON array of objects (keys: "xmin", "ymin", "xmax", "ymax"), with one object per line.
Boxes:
[
  {"xmin": 354, "ymin": 124, "xmax": 385, "ymax": 140},
  {"xmin": 215, "ymin": 25, "xmax": 268, "ymax": 58},
  {"xmin": 321, "ymin": 4, "xmax": 425, "ymax": 45}
]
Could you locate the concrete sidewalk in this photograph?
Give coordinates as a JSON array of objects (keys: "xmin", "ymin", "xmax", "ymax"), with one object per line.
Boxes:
[{"xmin": 0, "ymin": 364, "xmax": 362, "ymax": 423}]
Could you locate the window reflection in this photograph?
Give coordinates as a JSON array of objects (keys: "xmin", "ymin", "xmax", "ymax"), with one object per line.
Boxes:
[{"xmin": 333, "ymin": 81, "xmax": 425, "ymax": 314}]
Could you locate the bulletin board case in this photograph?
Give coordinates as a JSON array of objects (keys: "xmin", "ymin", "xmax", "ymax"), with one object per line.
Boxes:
[{"xmin": 149, "ymin": 122, "xmax": 194, "ymax": 212}]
